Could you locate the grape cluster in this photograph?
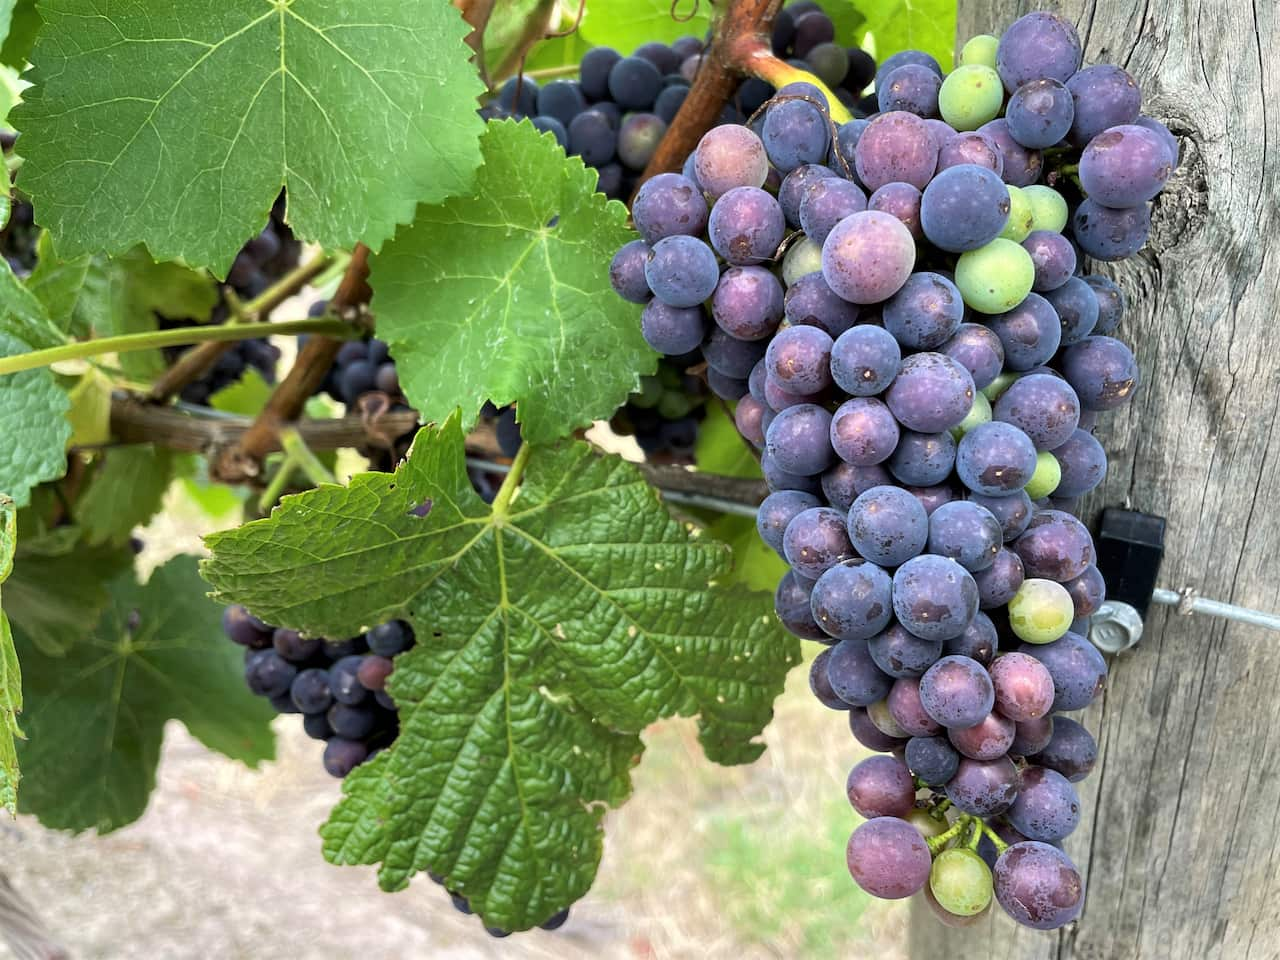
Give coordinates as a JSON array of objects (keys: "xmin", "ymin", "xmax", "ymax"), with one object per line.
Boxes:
[
  {"xmin": 609, "ymin": 9, "xmax": 1169, "ymax": 929},
  {"xmin": 767, "ymin": 1, "xmax": 877, "ymax": 115},
  {"xmin": 610, "ymin": 358, "xmax": 708, "ymax": 461}
]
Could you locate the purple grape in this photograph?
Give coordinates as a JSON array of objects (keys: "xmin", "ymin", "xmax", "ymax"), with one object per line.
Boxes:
[
  {"xmin": 821, "ymin": 210, "xmax": 917, "ymax": 304},
  {"xmin": 1031, "ymin": 715, "xmax": 1097, "ymax": 781},
  {"xmin": 1071, "ymin": 198, "xmax": 1151, "ymax": 261},
  {"xmin": 918, "ymin": 654, "xmax": 993, "ymax": 727},
  {"xmin": 323, "ymin": 737, "xmax": 370, "ymax": 777},
  {"xmin": 712, "ymin": 266, "xmax": 784, "ymax": 341},
  {"xmin": 893, "ymin": 559, "xmax": 980, "ymax": 643},
  {"xmin": 885, "ymin": 352, "xmax": 975, "ymax": 433},
  {"xmin": 830, "ymin": 398, "xmax": 899, "ymax": 467},
  {"xmin": 993, "ymin": 373, "xmax": 1081, "ymax": 451},
  {"xmin": 784, "ymin": 273, "xmax": 861, "ymax": 337},
  {"xmin": 758, "ymin": 489, "xmax": 821, "ymax": 554},
  {"xmin": 632, "ymin": 173, "xmax": 708, "ymax": 244},
  {"xmin": 1011, "ymin": 715, "xmax": 1054, "ymax": 756},
  {"xmin": 641, "ymin": 300, "xmax": 705, "ymax": 355},
  {"xmin": 783, "ymin": 506, "xmax": 855, "ymax": 578},
  {"xmin": 906, "ymin": 735, "xmax": 960, "ymax": 785},
  {"xmin": 973, "ymin": 548, "xmax": 1026, "ymax": 610},
  {"xmin": 644, "ymin": 235, "xmax": 719, "ymax": 308},
  {"xmin": 245, "ymin": 650, "xmax": 297, "ymax": 697},
  {"xmin": 799, "ymin": 179, "xmax": 868, "ymax": 244},
  {"xmin": 994, "ymin": 841, "xmax": 1083, "ymax": 929},
  {"xmin": 882, "ymin": 272, "xmax": 964, "ymax": 350},
  {"xmin": 694, "ymin": 124, "xmax": 769, "ymax": 198},
  {"xmin": 956, "ymin": 421, "xmax": 1038, "ymax": 496},
  {"xmin": 811, "ymin": 560, "xmax": 894, "ymax": 642},
  {"xmin": 609, "ymin": 239, "xmax": 650, "ymax": 303},
  {"xmin": 290, "ymin": 668, "xmax": 333, "ymax": 714},
  {"xmin": 1008, "ymin": 767, "xmax": 1081, "ymax": 842},
  {"xmin": 705, "ymin": 326, "xmax": 768, "ymax": 378},
  {"xmin": 734, "ymin": 395, "xmax": 767, "ymax": 447},
  {"xmin": 1080, "ymin": 124, "xmax": 1171, "ymax": 207},
  {"xmin": 763, "ymin": 373, "xmax": 808, "ymax": 412},
  {"xmin": 272, "ymin": 628, "xmax": 320, "ymax": 663},
  {"xmin": 810, "ymin": 648, "xmax": 850, "ymax": 707},
  {"xmin": 989, "ymin": 650, "xmax": 1055, "ymax": 722},
  {"xmin": 816, "ymin": 462, "xmax": 855, "ymax": 512},
  {"xmin": 498, "ymin": 75, "xmax": 540, "ymax": 115},
  {"xmin": 876, "ymin": 49, "xmax": 943, "ymax": 87},
  {"xmin": 1061, "ymin": 335, "xmax": 1140, "ymax": 410},
  {"xmin": 944, "ymin": 610, "xmax": 997, "ymax": 664},
  {"xmin": 846, "ymin": 755, "xmax": 916, "ymax": 818},
  {"xmin": 708, "ymin": 186, "xmax": 786, "ymax": 265},
  {"xmin": 1015, "ymin": 509, "xmax": 1095, "ymax": 581},
  {"xmin": 1066, "ymin": 64, "xmax": 1142, "ymax": 147},
  {"xmin": 830, "ymin": 118, "xmax": 869, "ymax": 176},
  {"xmin": 978, "ymin": 118, "xmax": 1043, "ymax": 187},
  {"xmin": 223, "ymin": 605, "xmax": 272, "ymax": 648},
  {"xmin": 888, "ymin": 676, "xmax": 943, "ymax": 736},
  {"xmin": 867, "ymin": 181, "xmax": 924, "ymax": 239},
  {"xmin": 946, "ymin": 755, "xmax": 1019, "ymax": 816},
  {"xmin": 830, "ymin": 325, "xmax": 901, "ymax": 396},
  {"xmin": 846, "ymin": 817, "xmax": 932, "ymax": 899},
  {"xmin": 1052, "ymin": 429, "xmax": 1107, "ymax": 498},
  {"xmin": 762, "ymin": 448, "xmax": 822, "ymax": 494},
  {"xmin": 936, "ymin": 131, "xmax": 1004, "ymax": 176},
  {"xmin": 847, "ymin": 485, "xmax": 929, "ymax": 567},
  {"xmin": 1135, "ymin": 114, "xmax": 1179, "ymax": 167},
  {"xmin": 849, "ymin": 706, "xmax": 907, "ymax": 751},
  {"xmin": 1045, "ymin": 276, "xmax": 1100, "ymax": 346},
  {"xmin": 908, "ymin": 484, "xmax": 957, "ymax": 517},
  {"xmin": 928, "ymin": 500, "xmax": 1003, "ymax": 572},
  {"xmin": 766, "ymin": 402, "xmax": 835, "ymax": 476},
  {"xmin": 1005, "ymin": 79, "xmax": 1075, "ymax": 149},
  {"xmin": 766, "ymin": 325, "xmax": 834, "ymax": 395},
  {"xmin": 826, "ymin": 637, "xmax": 894, "ymax": 706},
  {"xmin": 996, "ymin": 12, "xmax": 1082, "ymax": 91},
  {"xmin": 617, "ymin": 113, "xmax": 667, "ymax": 169},
  {"xmin": 878, "ymin": 64, "xmax": 942, "ymax": 117},
  {"xmin": 972, "ymin": 490, "xmax": 1034, "ymax": 542},
  {"xmin": 1023, "ymin": 231, "xmax": 1077, "ymax": 293},
  {"xmin": 530, "ymin": 115, "xmax": 569, "ymax": 149},
  {"xmin": 776, "ymin": 568, "xmax": 828, "ymax": 640},
  {"xmin": 708, "ymin": 367, "xmax": 750, "ymax": 402},
  {"xmin": 923, "ymin": 118, "xmax": 957, "ymax": 154},
  {"xmin": 763, "ymin": 96, "xmax": 831, "ymax": 172},
  {"xmin": 1082, "ymin": 275, "xmax": 1125, "ymax": 335},
  {"xmin": 887, "ymin": 430, "xmax": 957, "ymax": 487},
  {"xmin": 777, "ymin": 163, "xmax": 836, "ymax": 227},
  {"xmin": 1019, "ymin": 631, "xmax": 1108, "ymax": 712},
  {"xmin": 987, "ymin": 292, "xmax": 1062, "ymax": 370},
  {"xmin": 854, "ymin": 111, "xmax": 939, "ymax": 191},
  {"xmin": 920, "ymin": 165, "xmax": 1011, "ymax": 253},
  {"xmin": 868, "ymin": 622, "xmax": 943, "ymax": 678},
  {"xmin": 940, "ymin": 323, "xmax": 1004, "ymax": 390},
  {"xmin": 949, "ymin": 710, "xmax": 1015, "ymax": 761}
]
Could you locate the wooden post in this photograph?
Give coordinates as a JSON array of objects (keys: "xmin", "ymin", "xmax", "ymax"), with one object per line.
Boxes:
[{"xmin": 911, "ymin": 2, "xmax": 1280, "ymax": 957}]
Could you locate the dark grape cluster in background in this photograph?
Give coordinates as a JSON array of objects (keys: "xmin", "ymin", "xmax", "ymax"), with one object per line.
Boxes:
[
  {"xmin": 610, "ymin": 357, "xmax": 708, "ymax": 462},
  {"xmin": 609, "ymin": 7, "xmax": 1173, "ymax": 930}
]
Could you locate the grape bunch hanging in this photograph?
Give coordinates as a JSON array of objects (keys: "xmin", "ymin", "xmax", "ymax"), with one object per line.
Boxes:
[{"xmin": 609, "ymin": 10, "xmax": 1171, "ymax": 930}]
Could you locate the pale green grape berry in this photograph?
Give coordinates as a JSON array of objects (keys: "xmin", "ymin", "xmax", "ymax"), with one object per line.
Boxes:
[
  {"xmin": 867, "ymin": 698, "xmax": 910, "ymax": 738},
  {"xmin": 960, "ymin": 34, "xmax": 999, "ymax": 69},
  {"xmin": 632, "ymin": 375, "xmax": 663, "ymax": 409},
  {"xmin": 1023, "ymin": 185, "xmax": 1070, "ymax": 234},
  {"xmin": 1024, "ymin": 450, "xmax": 1063, "ymax": 499},
  {"xmin": 999, "ymin": 185, "xmax": 1035, "ymax": 242},
  {"xmin": 1009, "ymin": 578, "xmax": 1076, "ymax": 644},
  {"xmin": 981, "ymin": 371, "xmax": 1020, "ymax": 403},
  {"xmin": 955, "ymin": 239, "xmax": 1035, "ymax": 314},
  {"xmin": 951, "ymin": 391, "xmax": 992, "ymax": 440},
  {"xmin": 783, "ymin": 237, "xmax": 824, "ymax": 287},
  {"xmin": 938, "ymin": 65, "xmax": 1004, "ymax": 131},
  {"xmin": 930, "ymin": 847, "xmax": 994, "ymax": 917},
  {"xmin": 909, "ymin": 808, "xmax": 950, "ymax": 839}
]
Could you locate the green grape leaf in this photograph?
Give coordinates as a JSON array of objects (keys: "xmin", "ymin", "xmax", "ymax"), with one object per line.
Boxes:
[
  {"xmin": 13, "ymin": 556, "xmax": 276, "ymax": 833},
  {"xmin": 851, "ymin": 0, "xmax": 955, "ymax": 71},
  {"xmin": 201, "ymin": 412, "xmax": 797, "ymax": 929},
  {"xmin": 0, "ymin": 0, "xmax": 38, "ymax": 69},
  {"xmin": 523, "ymin": 32, "xmax": 591, "ymax": 73},
  {"xmin": 62, "ymin": 367, "xmax": 114, "ymax": 449},
  {"xmin": 0, "ymin": 494, "xmax": 22, "ymax": 814},
  {"xmin": 209, "ymin": 368, "xmax": 273, "ymax": 416},
  {"xmin": 1, "ymin": 249, "xmax": 67, "ymax": 350},
  {"xmin": 373, "ymin": 119, "xmax": 653, "ymax": 443},
  {"xmin": 13, "ymin": 0, "xmax": 486, "ymax": 274},
  {"xmin": 694, "ymin": 402, "xmax": 764, "ymax": 481},
  {"xmin": 5, "ymin": 540, "xmax": 134, "ymax": 656},
  {"xmin": 579, "ymin": 0, "xmax": 713, "ymax": 49},
  {"xmin": 74, "ymin": 447, "xmax": 177, "ymax": 546}
]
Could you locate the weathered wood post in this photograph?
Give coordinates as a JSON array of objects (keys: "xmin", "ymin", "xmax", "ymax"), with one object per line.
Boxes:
[{"xmin": 912, "ymin": 2, "xmax": 1280, "ymax": 957}]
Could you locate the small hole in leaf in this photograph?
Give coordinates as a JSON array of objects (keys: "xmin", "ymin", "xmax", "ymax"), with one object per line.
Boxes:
[
  {"xmin": 408, "ymin": 498, "xmax": 433, "ymax": 518},
  {"xmin": 126, "ymin": 609, "xmax": 141, "ymax": 633}
]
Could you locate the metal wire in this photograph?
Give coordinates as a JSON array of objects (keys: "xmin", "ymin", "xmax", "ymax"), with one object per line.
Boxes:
[{"xmin": 1150, "ymin": 588, "xmax": 1280, "ymax": 632}]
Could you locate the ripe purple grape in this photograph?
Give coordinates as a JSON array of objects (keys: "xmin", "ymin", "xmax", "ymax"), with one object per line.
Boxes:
[
  {"xmin": 763, "ymin": 96, "xmax": 831, "ymax": 173},
  {"xmin": 893, "ymin": 559, "xmax": 980, "ymax": 643},
  {"xmin": 784, "ymin": 273, "xmax": 861, "ymax": 337},
  {"xmin": 888, "ymin": 430, "xmax": 957, "ymax": 487},
  {"xmin": 644, "ymin": 235, "xmax": 719, "ymax": 308},
  {"xmin": 323, "ymin": 737, "xmax": 370, "ymax": 778},
  {"xmin": 810, "ymin": 648, "xmax": 850, "ymax": 707},
  {"xmin": 888, "ymin": 676, "xmax": 944, "ymax": 736},
  {"xmin": 758, "ymin": 489, "xmax": 821, "ymax": 554},
  {"xmin": 1044, "ymin": 276, "xmax": 1100, "ymax": 345},
  {"xmin": 846, "ymin": 755, "xmax": 916, "ymax": 818},
  {"xmin": 1005, "ymin": 78, "xmax": 1075, "ymax": 149},
  {"xmin": 777, "ymin": 163, "xmax": 837, "ymax": 227},
  {"xmin": 906, "ymin": 735, "xmax": 960, "ymax": 785},
  {"xmin": 704, "ymin": 326, "xmax": 768, "ymax": 378},
  {"xmin": 994, "ymin": 841, "xmax": 1084, "ymax": 929},
  {"xmin": 987, "ymin": 293, "xmax": 1063, "ymax": 370},
  {"xmin": 1015, "ymin": 509, "xmax": 1095, "ymax": 581},
  {"xmin": 799, "ymin": 178, "xmax": 868, "ymax": 244},
  {"xmin": 847, "ymin": 817, "xmax": 933, "ymax": 899},
  {"xmin": 766, "ymin": 324, "xmax": 833, "ymax": 395},
  {"xmin": 608, "ymin": 239, "xmax": 650, "ymax": 303},
  {"xmin": 909, "ymin": 483, "xmax": 957, "ymax": 517},
  {"xmin": 993, "ymin": 373, "xmax": 1081, "ymax": 451},
  {"xmin": 956, "ymin": 421, "xmax": 1038, "ymax": 496},
  {"xmin": 826, "ymin": 637, "xmax": 894, "ymax": 706},
  {"xmin": 996, "ymin": 12, "xmax": 1082, "ymax": 92},
  {"xmin": 868, "ymin": 622, "xmax": 943, "ymax": 679},
  {"xmin": 1061, "ymin": 335, "xmax": 1140, "ymax": 410},
  {"xmin": 694, "ymin": 124, "xmax": 769, "ymax": 198},
  {"xmin": 811, "ymin": 560, "xmax": 894, "ymax": 642},
  {"xmin": 706, "ymin": 186, "xmax": 785, "ymax": 267},
  {"xmin": 711, "ymin": 266, "xmax": 784, "ymax": 341},
  {"xmin": 847, "ymin": 485, "xmax": 929, "ymax": 567},
  {"xmin": 1079, "ymin": 124, "xmax": 1171, "ymax": 207},
  {"xmin": 883, "ymin": 272, "xmax": 965, "ymax": 350},
  {"xmin": 641, "ymin": 300, "xmax": 705, "ymax": 355},
  {"xmin": 936, "ymin": 131, "xmax": 1004, "ymax": 176},
  {"xmin": 885, "ymin": 352, "xmax": 975, "ymax": 433},
  {"xmin": 978, "ymin": 118, "xmax": 1043, "ymax": 187},
  {"xmin": 849, "ymin": 706, "xmax": 908, "ymax": 751},
  {"xmin": 878, "ymin": 64, "xmax": 942, "ymax": 117},
  {"xmin": 1031, "ymin": 715, "xmax": 1098, "ymax": 781},
  {"xmin": 946, "ymin": 755, "xmax": 1020, "ymax": 816},
  {"xmin": 1071, "ymin": 198, "xmax": 1151, "ymax": 261},
  {"xmin": 822, "ymin": 210, "xmax": 916, "ymax": 304},
  {"xmin": 970, "ymin": 490, "xmax": 1034, "ymax": 542},
  {"xmin": 830, "ymin": 398, "xmax": 899, "ymax": 466},
  {"xmin": 990, "ymin": 651, "xmax": 1055, "ymax": 721},
  {"xmin": 1066, "ymin": 64, "xmax": 1142, "ymax": 147},
  {"xmin": 783, "ymin": 506, "xmax": 855, "ymax": 578},
  {"xmin": 919, "ymin": 654, "xmax": 994, "ymax": 727},
  {"xmin": 920, "ymin": 165, "xmax": 1011, "ymax": 252},
  {"xmin": 1008, "ymin": 767, "xmax": 1082, "ymax": 843},
  {"xmin": 1082, "ymin": 274, "xmax": 1125, "ymax": 335},
  {"xmin": 867, "ymin": 181, "xmax": 924, "ymax": 238},
  {"xmin": 1023, "ymin": 230, "xmax": 1077, "ymax": 293},
  {"xmin": 1019, "ymin": 631, "xmax": 1108, "ymax": 711},
  {"xmin": 949, "ymin": 710, "xmax": 1015, "ymax": 761},
  {"xmin": 830, "ymin": 325, "xmax": 901, "ymax": 396},
  {"xmin": 1051, "ymin": 429, "xmax": 1107, "ymax": 498},
  {"xmin": 941, "ymin": 323, "xmax": 1005, "ymax": 390},
  {"xmin": 974, "ymin": 547, "xmax": 1026, "ymax": 609},
  {"xmin": 1063, "ymin": 564, "xmax": 1106, "ymax": 618},
  {"xmin": 1011, "ymin": 715, "xmax": 1055, "ymax": 756},
  {"xmin": 854, "ymin": 112, "xmax": 938, "ymax": 191},
  {"xmin": 943, "ymin": 611, "xmax": 997, "ymax": 665},
  {"xmin": 632, "ymin": 173, "xmax": 709, "ymax": 244}
]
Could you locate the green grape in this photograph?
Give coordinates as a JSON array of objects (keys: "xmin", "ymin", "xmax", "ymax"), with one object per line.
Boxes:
[
  {"xmin": 959, "ymin": 34, "xmax": 999, "ymax": 69},
  {"xmin": 938, "ymin": 65, "xmax": 1004, "ymax": 131},
  {"xmin": 930, "ymin": 847, "xmax": 994, "ymax": 917},
  {"xmin": 955, "ymin": 239, "xmax": 1035, "ymax": 314},
  {"xmin": 951, "ymin": 391, "xmax": 992, "ymax": 439},
  {"xmin": 631, "ymin": 375, "xmax": 663, "ymax": 408},
  {"xmin": 909, "ymin": 808, "xmax": 950, "ymax": 839},
  {"xmin": 867, "ymin": 698, "xmax": 910, "ymax": 738},
  {"xmin": 981, "ymin": 371, "xmax": 1020, "ymax": 402},
  {"xmin": 998, "ymin": 185, "xmax": 1034, "ymax": 241},
  {"xmin": 657, "ymin": 390, "xmax": 693, "ymax": 419},
  {"xmin": 1025, "ymin": 450, "xmax": 1063, "ymax": 499},
  {"xmin": 782, "ymin": 237, "xmax": 824, "ymax": 287},
  {"xmin": 1009, "ymin": 578, "xmax": 1075, "ymax": 643},
  {"xmin": 1023, "ymin": 185, "xmax": 1069, "ymax": 233}
]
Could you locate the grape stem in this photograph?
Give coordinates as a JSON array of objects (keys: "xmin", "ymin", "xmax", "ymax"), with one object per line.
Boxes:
[
  {"xmin": 979, "ymin": 822, "xmax": 1009, "ymax": 856},
  {"xmin": 0, "ymin": 317, "xmax": 355, "ymax": 378},
  {"xmin": 491, "ymin": 441, "xmax": 533, "ymax": 516},
  {"xmin": 927, "ymin": 815, "xmax": 970, "ymax": 855},
  {"xmin": 257, "ymin": 428, "xmax": 337, "ymax": 512},
  {"xmin": 966, "ymin": 818, "xmax": 984, "ymax": 851}
]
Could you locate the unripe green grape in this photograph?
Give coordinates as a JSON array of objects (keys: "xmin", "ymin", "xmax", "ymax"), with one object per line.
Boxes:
[
  {"xmin": 867, "ymin": 698, "xmax": 910, "ymax": 738},
  {"xmin": 1009, "ymin": 578, "xmax": 1075, "ymax": 643},
  {"xmin": 1024, "ymin": 450, "xmax": 1063, "ymax": 499},
  {"xmin": 783, "ymin": 237, "xmax": 824, "ymax": 287},
  {"xmin": 955, "ymin": 239, "xmax": 1035, "ymax": 314},
  {"xmin": 960, "ymin": 34, "xmax": 999, "ymax": 69},
  {"xmin": 998, "ymin": 185, "xmax": 1034, "ymax": 242},
  {"xmin": 657, "ymin": 390, "xmax": 693, "ymax": 419},
  {"xmin": 951, "ymin": 391, "xmax": 992, "ymax": 439},
  {"xmin": 938, "ymin": 65, "xmax": 1004, "ymax": 131},
  {"xmin": 1023, "ymin": 185, "xmax": 1069, "ymax": 234},
  {"xmin": 930, "ymin": 847, "xmax": 994, "ymax": 916},
  {"xmin": 909, "ymin": 808, "xmax": 950, "ymax": 839},
  {"xmin": 632, "ymin": 376, "xmax": 663, "ymax": 408},
  {"xmin": 981, "ymin": 371, "xmax": 1020, "ymax": 402}
]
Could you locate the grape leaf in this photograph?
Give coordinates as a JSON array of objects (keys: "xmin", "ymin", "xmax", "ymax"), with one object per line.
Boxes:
[
  {"xmin": 0, "ymin": 0, "xmax": 37, "ymax": 69},
  {"xmin": 851, "ymin": 0, "xmax": 955, "ymax": 71},
  {"xmin": 13, "ymin": 555, "xmax": 276, "ymax": 833},
  {"xmin": 13, "ymin": 0, "xmax": 486, "ymax": 274},
  {"xmin": 201, "ymin": 412, "xmax": 797, "ymax": 929},
  {"xmin": 373, "ymin": 119, "xmax": 653, "ymax": 443},
  {"xmin": 210, "ymin": 368, "xmax": 273, "ymax": 416},
  {"xmin": 1, "ymin": 250, "xmax": 66, "ymax": 350},
  {"xmin": 0, "ymin": 494, "xmax": 22, "ymax": 814},
  {"xmin": 579, "ymin": 0, "xmax": 713, "ymax": 48},
  {"xmin": 74, "ymin": 447, "xmax": 177, "ymax": 546}
]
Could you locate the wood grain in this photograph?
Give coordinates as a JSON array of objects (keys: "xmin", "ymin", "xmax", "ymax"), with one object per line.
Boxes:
[{"xmin": 911, "ymin": 2, "xmax": 1280, "ymax": 957}]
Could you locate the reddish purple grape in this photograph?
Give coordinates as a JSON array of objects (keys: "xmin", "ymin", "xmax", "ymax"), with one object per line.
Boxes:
[
  {"xmin": 970, "ymin": 491, "xmax": 1034, "ymax": 542},
  {"xmin": 847, "ymin": 817, "xmax": 932, "ymax": 899},
  {"xmin": 888, "ymin": 676, "xmax": 943, "ymax": 736},
  {"xmin": 993, "ymin": 373, "xmax": 1081, "ymax": 451},
  {"xmin": 996, "ymin": 12, "xmax": 1082, "ymax": 92},
  {"xmin": 694, "ymin": 124, "xmax": 769, "ymax": 198},
  {"xmin": 735, "ymin": 395, "xmax": 767, "ymax": 447},
  {"xmin": 830, "ymin": 398, "xmax": 900, "ymax": 466},
  {"xmin": 784, "ymin": 273, "xmax": 861, "ymax": 337},
  {"xmin": 994, "ymin": 841, "xmax": 1083, "ymax": 929},
  {"xmin": 846, "ymin": 755, "xmax": 916, "ymax": 818},
  {"xmin": 1008, "ymin": 767, "xmax": 1082, "ymax": 843},
  {"xmin": 942, "ymin": 610, "xmax": 998, "ymax": 665},
  {"xmin": 867, "ymin": 181, "xmax": 924, "ymax": 238},
  {"xmin": 608, "ymin": 239, "xmax": 650, "ymax": 303},
  {"xmin": 978, "ymin": 118, "xmax": 1043, "ymax": 187},
  {"xmin": 830, "ymin": 325, "xmax": 901, "ymax": 396},
  {"xmin": 799, "ymin": 178, "xmax": 868, "ymax": 244},
  {"xmin": 1031, "ymin": 715, "xmax": 1097, "ymax": 781},
  {"xmin": 822, "ymin": 210, "xmax": 917, "ymax": 304},
  {"xmin": 1061, "ymin": 335, "xmax": 1140, "ymax": 410},
  {"xmin": 811, "ymin": 560, "xmax": 894, "ymax": 642},
  {"xmin": 1066, "ymin": 64, "xmax": 1142, "ymax": 147},
  {"xmin": 973, "ymin": 548, "xmax": 1026, "ymax": 611},
  {"xmin": 868, "ymin": 622, "xmax": 943, "ymax": 678},
  {"xmin": 778, "ymin": 163, "xmax": 837, "ymax": 226},
  {"xmin": 919, "ymin": 654, "xmax": 994, "ymax": 727},
  {"xmin": 854, "ymin": 111, "xmax": 938, "ymax": 191},
  {"xmin": 1012, "ymin": 715, "xmax": 1055, "ymax": 756},
  {"xmin": 956, "ymin": 421, "xmax": 1038, "ymax": 496},
  {"xmin": 1135, "ymin": 114, "xmax": 1178, "ymax": 166},
  {"xmin": 810, "ymin": 648, "xmax": 851, "ymax": 708},
  {"xmin": 849, "ymin": 706, "xmax": 908, "ymax": 751},
  {"xmin": 1015, "ymin": 509, "xmax": 1095, "ymax": 581},
  {"xmin": 924, "ymin": 118, "xmax": 958, "ymax": 153},
  {"xmin": 1079, "ymin": 124, "xmax": 1171, "ymax": 207},
  {"xmin": 848, "ymin": 485, "xmax": 929, "ymax": 567},
  {"xmin": 708, "ymin": 186, "xmax": 786, "ymax": 265},
  {"xmin": 946, "ymin": 755, "xmax": 1020, "ymax": 816},
  {"xmin": 766, "ymin": 324, "xmax": 834, "ymax": 395},
  {"xmin": 1064, "ymin": 565, "xmax": 1106, "ymax": 618},
  {"xmin": 940, "ymin": 323, "xmax": 1004, "ymax": 390},
  {"xmin": 990, "ymin": 651, "xmax": 1055, "ymax": 721},
  {"xmin": 949, "ymin": 710, "xmax": 1015, "ymax": 761},
  {"xmin": 987, "ymin": 293, "xmax": 1062, "ymax": 370},
  {"xmin": 631, "ymin": 172, "xmax": 708, "ymax": 243},
  {"xmin": 1023, "ymin": 230, "xmax": 1077, "ymax": 293},
  {"xmin": 936, "ymin": 131, "xmax": 1004, "ymax": 176},
  {"xmin": 1020, "ymin": 631, "xmax": 1108, "ymax": 712},
  {"xmin": 908, "ymin": 483, "xmax": 957, "ymax": 517}
]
